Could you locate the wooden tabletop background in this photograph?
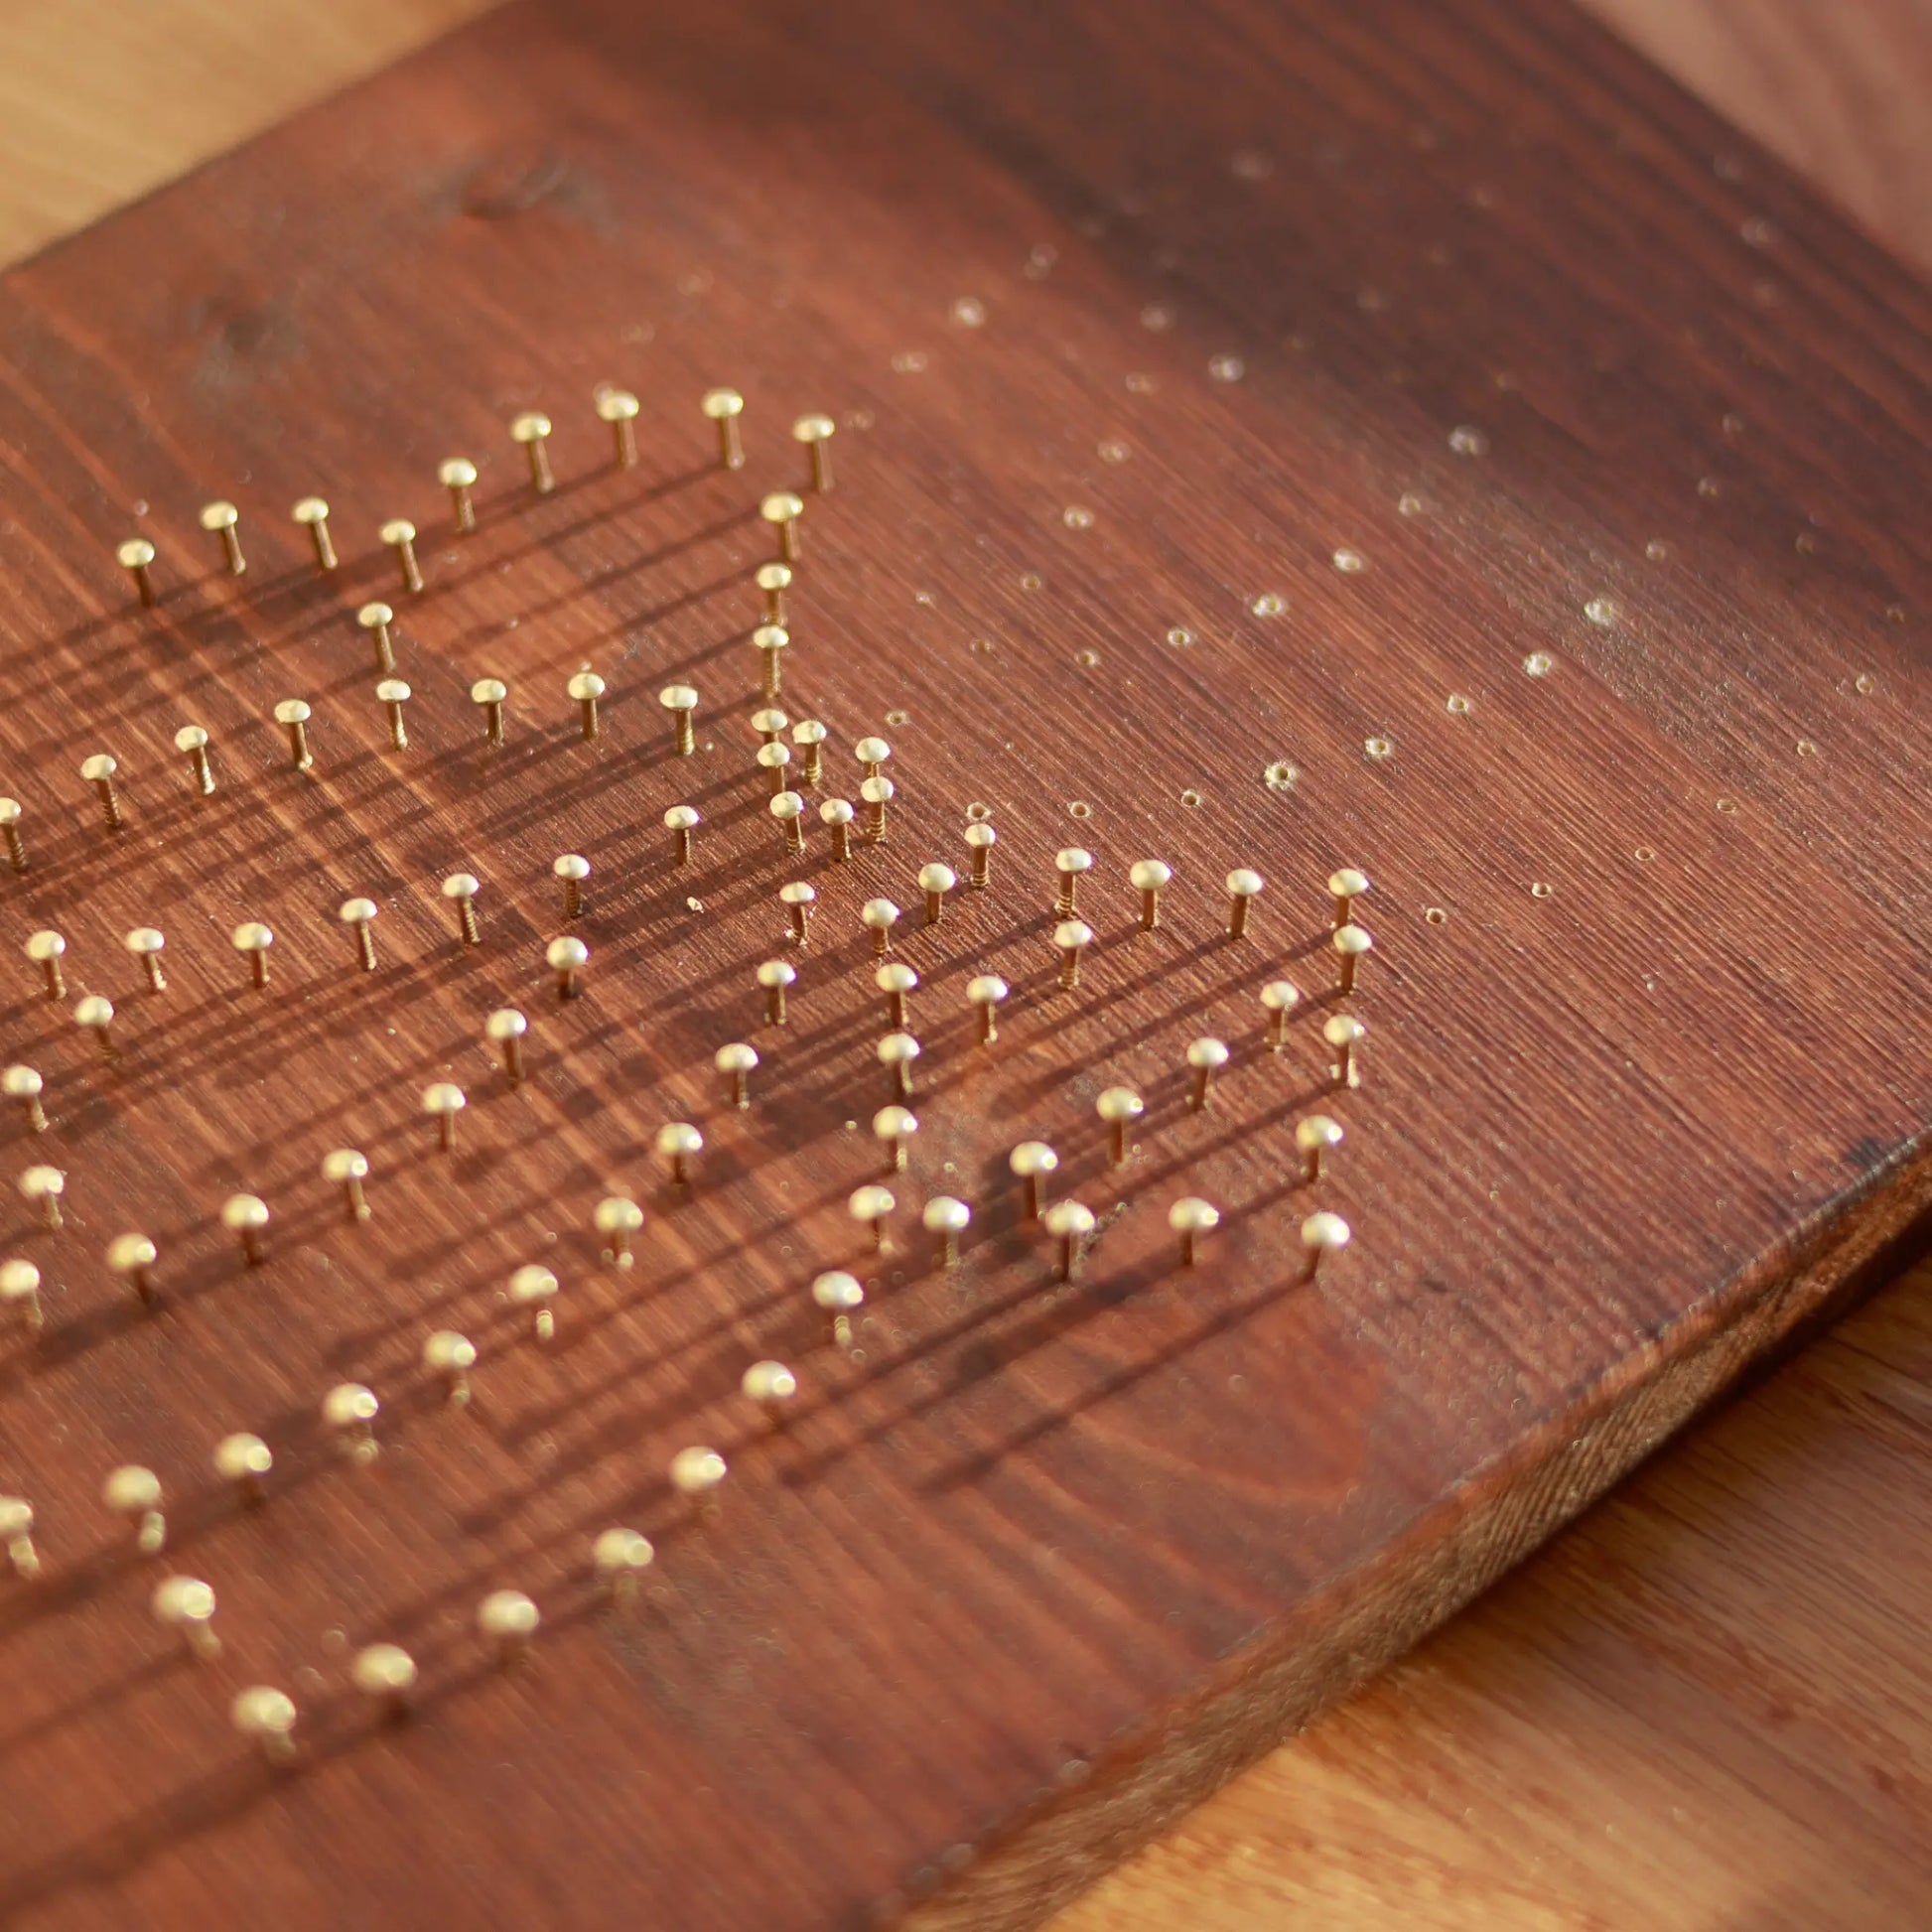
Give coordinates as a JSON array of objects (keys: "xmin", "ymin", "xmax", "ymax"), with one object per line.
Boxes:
[{"xmin": 0, "ymin": 2, "xmax": 1925, "ymax": 1926}]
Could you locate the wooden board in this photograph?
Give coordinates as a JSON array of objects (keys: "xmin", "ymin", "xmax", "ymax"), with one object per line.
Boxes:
[{"xmin": 0, "ymin": 2, "xmax": 1927, "ymax": 1928}]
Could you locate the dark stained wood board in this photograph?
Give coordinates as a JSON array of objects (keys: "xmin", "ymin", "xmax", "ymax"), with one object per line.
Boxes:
[{"xmin": 0, "ymin": 0, "xmax": 1928, "ymax": 1927}]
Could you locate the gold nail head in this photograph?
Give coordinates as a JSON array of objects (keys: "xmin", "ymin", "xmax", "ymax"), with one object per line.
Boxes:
[
  {"xmin": 231, "ymin": 921, "xmax": 275, "ymax": 989},
  {"xmin": 200, "ymin": 499, "xmax": 246, "ymax": 575},
  {"xmin": 742, "ymin": 1359, "xmax": 798, "ymax": 1428},
  {"xmin": 103, "ymin": 1464, "xmax": 166, "ymax": 1553},
  {"xmin": 659, "ymin": 683, "xmax": 699, "ymax": 756},
  {"xmin": 791, "ymin": 412, "xmax": 837, "ymax": 491},
  {"xmin": 471, "ymin": 677, "xmax": 509, "ymax": 746},
  {"xmin": 594, "ymin": 1195, "xmax": 644, "ymax": 1267},
  {"xmin": 0, "ymin": 1258, "xmax": 43, "ymax": 1337},
  {"xmin": 820, "ymin": 796, "xmax": 855, "ymax": 862},
  {"xmin": 758, "ymin": 741, "xmax": 794, "ymax": 796},
  {"xmin": 442, "ymin": 872, "xmax": 483, "ymax": 946},
  {"xmin": 757, "ymin": 958, "xmax": 796, "ymax": 1027},
  {"xmin": 487, "ymin": 1008, "xmax": 528, "ymax": 1081},
  {"xmin": 1096, "ymin": 1087, "xmax": 1145, "ymax": 1165},
  {"xmin": 669, "ymin": 1446, "xmax": 729, "ymax": 1518},
  {"xmin": 715, "ymin": 1041, "xmax": 759, "ymax": 1110},
  {"xmin": 861, "ymin": 778, "xmax": 893, "ymax": 848},
  {"xmin": 1053, "ymin": 847, "xmax": 1093, "ymax": 917},
  {"xmin": 1225, "ymin": 868, "xmax": 1265, "ymax": 940},
  {"xmin": 1053, "ymin": 919, "xmax": 1093, "ymax": 990},
  {"xmin": 1300, "ymin": 1210, "xmax": 1351, "ymax": 1282},
  {"xmin": 862, "ymin": 897, "xmax": 901, "ymax": 958},
  {"xmin": 424, "ymin": 1330, "xmax": 478, "ymax": 1407},
  {"xmin": 848, "ymin": 1182, "xmax": 897, "ymax": 1252},
  {"xmin": 553, "ymin": 853, "xmax": 592, "ymax": 921},
  {"xmin": 701, "ymin": 387, "xmax": 746, "ymax": 470},
  {"xmin": 965, "ymin": 821, "xmax": 997, "ymax": 889},
  {"xmin": 292, "ymin": 496, "xmax": 337, "ymax": 569},
  {"xmin": 80, "ymin": 753, "xmax": 125, "ymax": 832},
  {"xmin": 323, "ymin": 1381, "xmax": 379, "ymax": 1460},
  {"xmin": 21, "ymin": 1165, "xmax": 65, "ymax": 1230},
  {"xmin": 107, "ymin": 1230, "xmax": 159, "ymax": 1303},
  {"xmin": 1324, "ymin": 1014, "xmax": 1366, "ymax": 1088},
  {"xmin": 966, "ymin": 973, "xmax": 1009, "ymax": 1043},
  {"xmin": 152, "ymin": 1575, "xmax": 221, "ymax": 1661},
  {"xmin": 595, "ymin": 386, "xmax": 640, "ymax": 468},
  {"xmin": 593, "ymin": 1527, "xmax": 654, "ymax": 1604},
  {"xmin": 760, "ymin": 490, "xmax": 805, "ymax": 563},
  {"xmin": 376, "ymin": 678, "xmax": 412, "ymax": 750},
  {"xmin": 779, "ymin": 881, "xmax": 817, "ymax": 944},
  {"xmin": 873, "ymin": 1103, "xmax": 918, "ymax": 1174},
  {"xmin": 757, "ymin": 561, "xmax": 791, "ymax": 625},
  {"xmin": 479, "ymin": 1589, "xmax": 541, "ymax": 1665},
  {"xmin": 769, "ymin": 789, "xmax": 806, "ymax": 856},
  {"xmin": 221, "ymin": 1193, "xmax": 270, "ymax": 1265},
  {"xmin": 656, "ymin": 1121, "xmax": 703, "ymax": 1186},
  {"xmin": 855, "ymin": 736, "xmax": 892, "ymax": 782},
  {"xmin": 72, "ymin": 993, "xmax": 114, "ymax": 1056},
  {"xmin": 3, "ymin": 1065, "xmax": 46, "ymax": 1135},
  {"xmin": 567, "ymin": 671, "xmax": 606, "ymax": 743},
  {"xmin": 351, "ymin": 1642, "xmax": 419, "ymax": 1718},
  {"xmin": 1332, "ymin": 923, "xmax": 1373, "ymax": 996},
  {"xmin": 233, "ymin": 1687, "xmax": 299, "ymax": 1764},
  {"xmin": 510, "ymin": 411, "xmax": 555, "ymax": 493},
  {"xmin": 376, "ymin": 517, "xmax": 423, "ymax": 591},
  {"xmin": 25, "ymin": 929, "xmax": 67, "ymax": 1001},
  {"xmin": 0, "ymin": 1492, "xmax": 39, "ymax": 1577},
  {"xmin": 358, "ymin": 601, "xmax": 397, "ymax": 674},
  {"xmin": 922, "ymin": 1195, "xmax": 970, "ymax": 1270},
  {"xmin": 1186, "ymin": 1036, "xmax": 1230, "ymax": 1110},
  {"xmin": 1043, "ymin": 1199, "xmax": 1095, "ymax": 1281},
  {"xmin": 547, "ymin": 935, "xmax": 589, "ymax": 1001},
  {"xmin": 918, "ymin": 863, "xmax": 956, "ymax": 925},
  {"xmin": 1130, "ymin": 859, "xmax": 1173, "ymax": 931},
  {"xmin": 212, "ymin": 1432, "xmax": 273, "ymax": 1503},
  {"xmin": 116, "ymin": 537, "xmax": 158, "ymax": 607},
  {"xmin": 1328, "ymin": 867, "xmax": 1370, "ymax": 929},
  {"xmin": 752, "ymin": 706, "xmax": 789, "ymax": 747},
  {"xmin": 753, "ymin": 623, "xmax": 788, "ymax": 699},
  {"xmin": 791, "ymin": 719, "xmax": 827, "ymax": 786},
  {"xmin": 1169, "ymin": 1197, "xmax": 1220, "ymax": 1268},
  {"xmin": 322, "ymin": 1148, "xmax": 371, "ymax": 1223},
  {"xmin": 423, "ymin": 1083, "xmax": 467, "ymax": 1153},
  {"xmin": 0, "ymin": 797, "xmax": 26, "ymax": 872},
  {"xmin": 1009, "ymin": 1141, "xmax": 1058, "ymax": 1219},
  {"xmin": 664, "ymin": 804, "xmax": 701, "ymax": 868},
  {"xmin": 813, "ymin": 1268, "xmax": 865, "ymax": 1346},
  {"xmin": 1260, "ymin": 980, "xmax": 1302, "ymax": 1051},
  {"xmin": 876, "ymin": 962, "xmax": 918, "ymax": 1033},
  {"xmin": 439, "ymin": 457, "xmax": 480, "ymax": 532},
  {"xmin": 273, "ymin": 699, "xmax": 314, "ymax": 770},
  {"xmin": 338, "ymin": 897, "xmax": 380, "ymax": 972},
  {"xmin": 509, "ymin": 1264, "xmax": 559, "ymax": 1343},
  {"xmin": 174, "ymin": 724, "xmax": 215, "ymax": 795},
  {"xmin": 1296, "ymin": 1115, "xmax": 1344, "ymax": 1183}
]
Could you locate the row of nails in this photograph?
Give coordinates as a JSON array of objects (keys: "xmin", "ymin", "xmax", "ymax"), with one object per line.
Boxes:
[{"xmin": 110, "ymin": 389, "xmax": 836, "ymax": 607}]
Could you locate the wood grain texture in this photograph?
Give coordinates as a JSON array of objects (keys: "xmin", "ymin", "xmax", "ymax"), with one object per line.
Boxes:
[
  {"xmin": 1057, "ymin": 1267, "xmax": 1932, "ymax": 1931},
  {"xmin": 0, "ymin": 0, "xmax": 493, "ymax": 265},
  {"xmin": 0, "ymin": 3, "xmax": 1924, "ymax": 1932},
  {"xmin": 1583, "ymin": 0, "xmax": 1932, "ymax": 276}
]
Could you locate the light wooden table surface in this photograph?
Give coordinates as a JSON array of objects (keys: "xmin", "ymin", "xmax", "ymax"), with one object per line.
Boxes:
[{"xmin": 0, "ymin": 3, "xmax": 1926, "ymax": 1926}]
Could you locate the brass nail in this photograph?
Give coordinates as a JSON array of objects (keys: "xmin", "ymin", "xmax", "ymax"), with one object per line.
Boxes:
[
  {"xmin": 510, "ymin": 411, "xmax": 555, "ymax": 493},
  {"xmin": 291, "ymin": 495, "xmax": 336, "ymax": 570},
  {"xmin": 199, "ymin": 499, "xmax": 246, "ymax": 575}
]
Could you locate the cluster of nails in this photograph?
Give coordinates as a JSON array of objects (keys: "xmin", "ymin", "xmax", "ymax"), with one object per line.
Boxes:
[
  {"xmin": 0, "ymin": 1462, "xmax": 660, "ymax": 1766},
  {"xmin": 4, "ymin": 387, "xmax": 1374, "ymax": 1767}
]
